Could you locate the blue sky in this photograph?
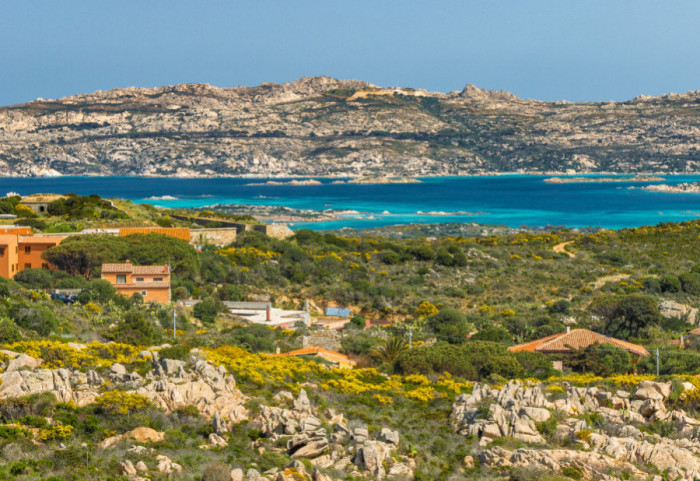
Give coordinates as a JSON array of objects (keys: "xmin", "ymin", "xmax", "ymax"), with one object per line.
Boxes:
[{"xmin": 1, "ymin": 1, "xmax": 698, "ymax": 105}]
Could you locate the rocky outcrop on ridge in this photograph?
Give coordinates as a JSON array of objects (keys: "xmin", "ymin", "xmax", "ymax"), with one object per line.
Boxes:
[
  {"xmin": 0, "ymin": 351, "xmax": 249, "ymax": 425},
  {"xmin": 452, "ymin": 379, "xmax": 700, "ymax": 480},
  {"xmin": 2, "ymin": 76, "xmax": 700, "ymax": 177},
  {"xmin": 659, "ymin": 300, "xmax": 699, "ymax": 324}
]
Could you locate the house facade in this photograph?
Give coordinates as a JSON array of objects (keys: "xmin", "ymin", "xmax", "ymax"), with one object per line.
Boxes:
[
  {"xmin": 101, "ymin": 261, "xmax": 171, "ymax": 303},
  {"xmin": 0, "ymin": 229, "xmax": 62, "ymax": 278}
]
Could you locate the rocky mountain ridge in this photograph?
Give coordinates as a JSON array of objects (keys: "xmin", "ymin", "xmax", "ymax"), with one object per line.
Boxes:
[{"xmin": 1, "ymin": 76, "xmax": 699, "ymax": 177}]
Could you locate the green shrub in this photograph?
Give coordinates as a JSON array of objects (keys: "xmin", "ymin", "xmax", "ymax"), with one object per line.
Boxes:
[
  {"xmin": 535, "ymin": 416, "xmax": 557, "ymax": 436},
  {"xmin": 193, "ymin": 297, "xmax": 224, "ymax": 324},
  {"xmin": 158, "ymin": 345, "xmax": 191, "ymax": 361},
  {"xmin": 394, "ymin": 341, "xmax": 522, "ymax": 380},
  {"xmin": 561, "ymin": 466, "xmax": 583, "ymax": 480},
  {"xmin": 109, "ymin": 310, "xmax": 161, "ymax": 345},
  {"xmin": 0, "ymin": 317, "xmax": 22, "ymax": 343},
  {"xmin": 12, "ymin": 307, "xmax": 58, "ymax": 336},
  {"xmin": 14, "ymin": 268, "xmax": 54, "ymax": 289}
]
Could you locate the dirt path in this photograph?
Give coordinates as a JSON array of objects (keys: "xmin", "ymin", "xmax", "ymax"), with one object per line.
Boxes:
[
  {"xmin": 553, "ymin": 241, "xmax": 576, "ymax": 258},
  {"xmin": 591, "ymin": 274, "xmax": 631, "ymax": 290}
]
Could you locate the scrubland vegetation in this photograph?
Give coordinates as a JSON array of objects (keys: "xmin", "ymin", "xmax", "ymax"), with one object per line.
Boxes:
[{"xmin": 4, "ymin": 196, "xmax": 700, "ymax": 479}]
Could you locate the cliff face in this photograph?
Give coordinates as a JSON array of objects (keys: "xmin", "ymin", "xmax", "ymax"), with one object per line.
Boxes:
[{"xmin": 1, "ymin": 76, "xmax": 699, "ymax": 177}]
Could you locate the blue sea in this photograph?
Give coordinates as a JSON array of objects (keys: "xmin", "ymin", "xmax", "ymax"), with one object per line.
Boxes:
[{"xmin": 2, "ymin": 175, "xmax": 700, "ymax": 230}]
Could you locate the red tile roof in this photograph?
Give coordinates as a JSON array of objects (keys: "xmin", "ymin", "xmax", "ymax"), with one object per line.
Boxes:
[
  {"xmin": 18, "ymin": 236, "xmax": 63, "ymax": 245},
  {"xmin": 271, "ymin": 346, "xmax": 357, "ymax": 366},
  {"xmin": 101, "ymin": 262, "xmax": 169, "ymax": 275},
  {"xmin": 508, "ymin": 328, "xmax": 649, "ymax": 357},
  {"xmin": 114, "ymin": 281, "xmax": 170, "ymax": 288}
]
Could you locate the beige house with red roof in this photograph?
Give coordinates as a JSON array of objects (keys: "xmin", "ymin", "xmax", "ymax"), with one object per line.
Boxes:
[
  {"xmin": 508, "ymin": 328, "xmax": 650, "ymax": 365},
  {"xmin": 101, "ymin": 261, "xmax": 171, "ymax": 303}
]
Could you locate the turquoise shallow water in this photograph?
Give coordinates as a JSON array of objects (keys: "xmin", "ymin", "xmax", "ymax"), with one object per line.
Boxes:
[{"xmin": 2, "ymin": 175, "xmax": 700, "ymax": 230}]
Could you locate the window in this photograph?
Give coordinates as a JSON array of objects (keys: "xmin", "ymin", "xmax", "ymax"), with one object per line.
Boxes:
[
  {"xmin": 24, "ymin": 263, "xmax": 31, "ymax": 269},
  {"xmin": 24, "ymin": 246, "xmax": 31, "ymax": 254},
  {"xmin": 141, "ymin": 290, "xmax": 147, "ymax": 296},
  {"xmin": 154, "ymin": 277, "xmax": 163, "ymax": 282},
  {"xmin": 116, "ymin": 275, "xmax": 126, "ymax": 284},
  {"xmin": 136, "ymin": 277, "xmax": 145, "ymax": 282},
  {"xmin": 42, "ymin": 263, "xmax": 48, "ymax": 269},
  {"xmin": 0, "ymin": 247, "xmax": 4, "ymax": 256}
]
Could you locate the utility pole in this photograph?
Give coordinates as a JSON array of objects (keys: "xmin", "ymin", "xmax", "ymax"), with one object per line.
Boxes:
[
  {"xmin": 408, "ymin": 328, "xmax": 413, "ymax": 349},
  {"xmin": 655, "ymin": 348, "xmax": 660, "ymax": 376},
  {"xmin": 173, "ymin": 309, "xmax": 177, "ymax": 340}
]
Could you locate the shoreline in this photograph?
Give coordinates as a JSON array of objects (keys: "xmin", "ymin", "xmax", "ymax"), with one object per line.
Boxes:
[{"xmin": 0, "ymin": 171, "xmax": 695, "ymax": 180}]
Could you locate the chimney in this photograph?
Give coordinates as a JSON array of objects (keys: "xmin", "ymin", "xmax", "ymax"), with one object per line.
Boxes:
[
  {"xmin": 304, "ymin": 299, "xmax": 309, "ymax": 312},
  {"xmin": 276, "ymin": 346, "xmax": 280, "ymax": 355},
  {"xmin": 566, "ymin": 326, "xmax": 570, "ymax": 333},
  {"xmin": 266, "ymin": 307, "xmax": 272, "ymax": 322}
]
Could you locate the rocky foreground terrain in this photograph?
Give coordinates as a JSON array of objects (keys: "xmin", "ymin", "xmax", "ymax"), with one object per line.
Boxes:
[
  {"xmin": 6, "ymin": 340, "xmax": 700, "ymax": 480},
  {"xmin": 452, "ymin": 380, "xmax": 700, "ymax": 481},
  {"xmin": 0, "ymin": 76, "xmax": 699, "ymax": 177},
  {"xmin": 0, "ymin": 344, "xmax": 414, "ymax": 481}
]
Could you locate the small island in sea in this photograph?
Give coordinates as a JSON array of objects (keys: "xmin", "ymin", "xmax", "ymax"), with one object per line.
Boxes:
[
  {"xmin": 544, "ymin": 175, "xmax": 665, "ymax": 183},
  {"xmin": 245, "ymin": 179, "xmax": 323, "ymax": 186},
  {"xmin": 629, "ymin": 182, "xmax": 700, "ymax": 193},
  {"xmin": 332, "ymin": 176, "xmax": 421, "ymax": 185}
]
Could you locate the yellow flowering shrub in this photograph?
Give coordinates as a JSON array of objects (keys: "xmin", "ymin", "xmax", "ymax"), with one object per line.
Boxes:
[
  {"xmin": 95, "ymin": 391, "xmax": 150, "ymax": 415},
  {"xmin": 404, "ymin": 387, "xmax": 436, "ymax": 402},
  {"xmin": 606, "ymin": 374, "xmax": 656, "ymax": 387},
  {"xmin": 435, "ymin": 376, "xmax": 473, "ymax": 394},
  {"xmin": 373, "ymin": 394, "xmax": 393, "ymax": 405},
  {"xmin": 38, "ymin": 424, "xmax": 73, "ymax": 440},
  {"xmin": 1, "ymin": 340, "xmax": 144, "ymax": 370},
  {"xmin": 546, "ymin": 385, "xmax": 565, "ymax": 393},
  {"xmin": 404, "ymin": 374, "xmax": 431, "ymax": 385},
  {"xmin": 83, "ymin": 302, "xmax": 103, "ymax": 314},
  {"xmin": 547, "ymin": 373, "xmax": 603, "ymax": 386}
]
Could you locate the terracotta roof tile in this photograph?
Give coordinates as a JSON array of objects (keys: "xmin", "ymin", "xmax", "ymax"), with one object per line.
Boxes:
[
  {"xmin": 18, "ymin": 236, "xmax": 63, "ymax": 245},
  {"xmin": 115, "ymin": 282, "xmax": 170, "ymax": 288},
  {"xmin": 101, "ymin": 263, "xmax": 133, "ymax": 273},
  {"xmin": 271, "ymin": 346, "xmax": 357, "ymax": 365},
  {"xmin": 508, "ymin": 329, "xmax": 649, "ymax": 357},
  {"xmin": 101, "ymin": 263, "xmax": 169, "ymax": 274},
  {"xmin": 132, "ymin": 265, "xmax": 169, "ymax": 275}
]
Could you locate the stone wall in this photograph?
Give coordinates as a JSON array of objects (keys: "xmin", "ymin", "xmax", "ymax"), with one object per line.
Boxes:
[
  {"xmin": 302, "ymin": 330, "xmax": 342, "ymax": 351},
  {"xmin": 169, "ymin": 215, "xmax": 293, "ymax": 239},
  {"xmin": 190, "ymin": 228, "xmax": 237, "ymax": 247}
]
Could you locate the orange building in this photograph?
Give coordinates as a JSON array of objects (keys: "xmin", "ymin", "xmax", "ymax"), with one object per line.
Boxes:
[
  {"xmin": 119, "ymin": 227, "xmax": 191, "ymax": 242},
  {"xmin": 19, "ymin": 236, "xmax": 64, "ymax": 271},
  {"xmin": 0, "ymin": 229, "xmax": 62, "ymax": 278},
  {"xmin": 0, "ymin": 226, "xmax": 33, "ymax": 236},
  {"xmin": 101, "ymin": 261, "xmax": 171, "ymax": 303},
  {"xmin": 0, "ymin": 235, "xmax": 20, "ymax": 278}
]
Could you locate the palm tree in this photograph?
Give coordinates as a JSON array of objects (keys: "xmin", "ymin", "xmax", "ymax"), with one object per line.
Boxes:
[{"xmin": 372, "ymin": 335, "xmax": 408, "ymax": 364}]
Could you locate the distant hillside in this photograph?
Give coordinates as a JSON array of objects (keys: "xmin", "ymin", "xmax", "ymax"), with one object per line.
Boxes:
[{"xmin": 0, "ymin": 76, "xmax": 699, "ymax": 177}]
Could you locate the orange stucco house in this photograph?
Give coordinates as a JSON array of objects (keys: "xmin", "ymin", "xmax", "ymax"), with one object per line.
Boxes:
[
  {"xmin": 0, "ymin": 227, "xmax": 62, "ymax": 278},
  {"xmin": 101, "ymin": 261, "xmax": 171, "ymax": 304}
]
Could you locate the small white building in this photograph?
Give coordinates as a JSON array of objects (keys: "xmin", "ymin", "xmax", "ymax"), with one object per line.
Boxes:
[{"xmin": 224, "ymin": 301, "xmax": 310, "ymax": 328}]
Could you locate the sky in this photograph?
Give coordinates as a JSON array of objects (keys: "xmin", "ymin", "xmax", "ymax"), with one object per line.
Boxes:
[{"xmin": 1, "ymin": 1, "xmax": 698, "ymax": 106}]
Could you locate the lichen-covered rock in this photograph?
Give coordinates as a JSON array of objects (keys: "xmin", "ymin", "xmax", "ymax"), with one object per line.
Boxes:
[{"xmin": 100, "ymin": 427, "xmax": 165, "ymax": 449}]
